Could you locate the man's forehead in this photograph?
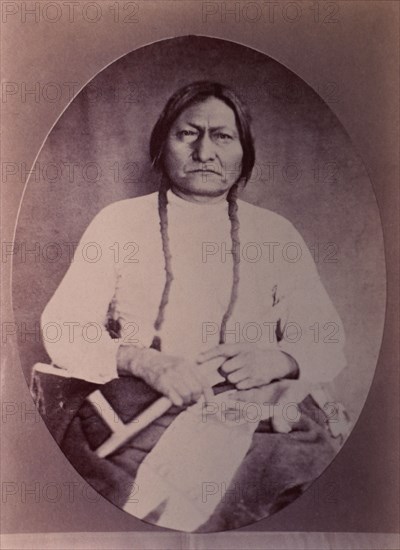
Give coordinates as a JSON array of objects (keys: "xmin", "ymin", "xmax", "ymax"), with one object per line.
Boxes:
[{"xmin": 176, "ymin": 98, "xmax": 237, "ymax": 128}]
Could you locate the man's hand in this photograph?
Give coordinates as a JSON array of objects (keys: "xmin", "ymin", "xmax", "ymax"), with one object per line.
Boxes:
[
  {"xmin": 197, "ymin": 343, "xmax": 298, "ymax": 390},
  {"xmin": 118, "ymin": 345, "xmax": 213, "ymax": 407},
  {"xmin": 145, "ymin": 355, "xmax": 213, "ymax": 407}
]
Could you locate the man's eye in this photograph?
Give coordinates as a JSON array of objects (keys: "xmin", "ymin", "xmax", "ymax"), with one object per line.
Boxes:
[
  {"xmin": 215, "ymin": 133, "xmax": 233, "ymax": 141},
  {"xmin": 178, "ymin": 130, "xmax": 197, "ymax": 137}
]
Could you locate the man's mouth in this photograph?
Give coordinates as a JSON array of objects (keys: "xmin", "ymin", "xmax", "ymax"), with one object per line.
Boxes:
[{"xmin": 188, "ymin": 169, "xmax": 222, "ymax": 176}]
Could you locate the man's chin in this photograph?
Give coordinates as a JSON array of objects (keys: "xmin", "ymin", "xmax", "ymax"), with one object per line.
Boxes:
[{"xmin": 178, "ymin": 177, "xmax": 231, "ymax": 197}]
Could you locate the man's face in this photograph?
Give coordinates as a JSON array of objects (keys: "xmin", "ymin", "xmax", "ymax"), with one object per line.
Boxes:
[{"xmin": 163, "ymin": 97, "xmax": 244, "ymax": 200}]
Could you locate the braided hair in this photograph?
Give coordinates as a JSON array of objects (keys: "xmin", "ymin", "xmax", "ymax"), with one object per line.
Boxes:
[
  {"xmin": 107, "ymin": 83, "xmax": 254, "ymax": 348},
  {"xmin": 150, "ymin": 176, "xmax": 173, "ymax": 351},
  {"xmin": 150, "ymin": 179, "xmax": 241, "ymax": 350},
  {"xmin": 219, "ymin": 181, "xmax": 240, "ymax": 344},
  {"xmin": 149, "ymin": 82, "xmax": 255, "ymax": 350}
]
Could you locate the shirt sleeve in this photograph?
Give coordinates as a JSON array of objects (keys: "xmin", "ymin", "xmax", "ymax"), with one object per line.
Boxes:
[
  {"xmin": 40, "ymin": 205, "xmax": 120, "ymax": 384},
  {"xmin": 273, "ymin": 224, "xmax": 346, "ymax": 386}
]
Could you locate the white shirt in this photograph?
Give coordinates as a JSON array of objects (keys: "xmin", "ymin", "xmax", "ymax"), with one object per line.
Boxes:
[{"xmin": 41, "ymin": 190, "xmax": 346, "ymax": 386}]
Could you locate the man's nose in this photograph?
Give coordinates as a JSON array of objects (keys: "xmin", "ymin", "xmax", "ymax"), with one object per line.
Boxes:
[{"xmin": 192, "ymin": 134, "xmax": 216, "ymax": 162}]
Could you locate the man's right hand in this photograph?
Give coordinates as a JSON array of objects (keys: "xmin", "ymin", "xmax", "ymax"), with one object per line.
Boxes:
[{"xmin": 117, "ymin": 344, "xmax": 213, "ymax": 407}]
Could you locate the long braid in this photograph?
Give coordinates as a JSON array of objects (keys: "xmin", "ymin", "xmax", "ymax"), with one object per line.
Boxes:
[
  {"xmin": 150, "ymin": 177, "xmax": 173, "ymax": 351},
  {"xmin": 151, "ymin": 181, "xmax": 241, "ymax": 350},
  {"xmin": 219, "ymin": 183, "xmax": 241, "ymax": 344}
]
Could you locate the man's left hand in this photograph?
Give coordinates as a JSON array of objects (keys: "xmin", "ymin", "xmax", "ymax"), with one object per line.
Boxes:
[{"xmin": 197, "ymin": 343, "xmax": 298, "ymax": 390}]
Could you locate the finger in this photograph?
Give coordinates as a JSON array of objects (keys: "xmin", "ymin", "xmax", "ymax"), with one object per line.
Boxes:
[
  {"xmin": 182, "ymin": 369, "xmax": 211, "ymax": 404},
  {"xmin": 169, "ymin": 374, "xmax": 196, "ymax": 405},
  {"xmin": 235, "ymin": 378, "xmax": 255, "ymax": 390},
  {"xmin": 166, "ymin": 388, "xmax": 183, "ymax": 407},
  {"xmin": 183, "ymin": 371, "xmax": 206, "ymax": 402},
  {"xmin": 191, "ymin": 369, "xmax": 214, "ymax": 403},
  {"xmin": 196, "ymin": 343, "xmax": 244, "ymax": 363},
  {"xmin": 190, "ymin": 386, "xmax": 205, "ymax": 403},
  {"xmin": 220, "ymin": 355, "xmax": 247, "ymax": 375},
  {"xmin": 227, "ymin": 368, "xmax": 249, "ymax": 384},
  {"xmin": 197, "ymin": 377, "xmax": 214, "ymax": 403}
]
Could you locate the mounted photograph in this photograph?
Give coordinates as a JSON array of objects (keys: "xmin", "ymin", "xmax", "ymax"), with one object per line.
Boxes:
[{"xmin": 11, "ymin": 36, "xmax": 386, "ymax": 533}]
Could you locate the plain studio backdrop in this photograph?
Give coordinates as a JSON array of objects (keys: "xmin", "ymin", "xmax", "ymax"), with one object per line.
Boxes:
[{"xmin": 13, "ymin": 36, "xmax": 385, "ymax": 425}]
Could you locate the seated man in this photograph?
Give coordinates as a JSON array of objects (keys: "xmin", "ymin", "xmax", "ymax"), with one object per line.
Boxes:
[{"xmin": 36, "ymin": 81, "xmax": 348, "ymax": 531}]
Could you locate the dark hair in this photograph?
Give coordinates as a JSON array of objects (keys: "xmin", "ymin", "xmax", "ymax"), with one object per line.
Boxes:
[{"xmin": 150, "ymin": 81, "xmax": 255, "ymax": 184}]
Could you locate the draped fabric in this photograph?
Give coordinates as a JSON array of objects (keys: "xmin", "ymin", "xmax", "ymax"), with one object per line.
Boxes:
[{"xmin": 31, "ymin": 369, "xmax": 341, "ymax": 532}]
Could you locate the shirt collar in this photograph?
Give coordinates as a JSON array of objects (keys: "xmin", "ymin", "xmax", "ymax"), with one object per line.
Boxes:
[{"xmin": 167, "ymin": 189, "xmax": 229, "ymax": 214}]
